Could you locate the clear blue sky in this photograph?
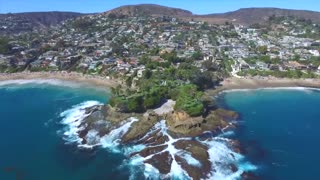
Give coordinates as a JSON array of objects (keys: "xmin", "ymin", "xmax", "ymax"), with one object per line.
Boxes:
[{"xmin": 0, "ymin": 0, "xmax": 319, "ymax": 14}]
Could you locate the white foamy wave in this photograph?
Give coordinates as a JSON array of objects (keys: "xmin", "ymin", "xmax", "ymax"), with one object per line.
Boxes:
[
  {"xmin": 127, "ymin": 120, "xmax": 257, "ymax": 180},
  {"xmin": 178, "ymin": 152, "xmax": 201, "ymax": 167},
  {"xmin": 59, "ymin": 101, "xmax": 103, "ymax": 147},
  {"xmin": 222, "ymin": 86, "xmax": 320, "ymax": 94},
  {"xmin": 100, "ymin": 117, "xmax": 138, "ymax": 152},
  {"xmin": 143, "ymin": 163, "xmax": 161, "ymax": 179},
  {"xmin": 0, "ymin": 79, "xmax": 83, "ymax": 88},
  {"xmin": 204, "ymin": 138, "xmax": 257, "ymax": 180}
]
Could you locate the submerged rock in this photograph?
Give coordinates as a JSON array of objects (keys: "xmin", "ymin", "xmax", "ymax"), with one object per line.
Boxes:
[
  {"xmin": 144, "ymin": 151, "xmax": 173, "ymax": 174},
  {"xmin": 241, "ymin": 172, "xmax": 260, "ymax": 180},
  {"xmin": 174, "ymin": 140, "xmax": 211, "ymax": 179}
]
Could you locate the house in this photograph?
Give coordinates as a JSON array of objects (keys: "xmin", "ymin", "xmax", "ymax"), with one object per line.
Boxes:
[
  {"xmin": 150, "ymin": 56, "xmax": 165, "ymax": 63},
  {"xmin": 269, "ymin": 64, "xmax": 280, "ymax": 71},
  {"xmin": 103, "ymin": 58, "xmax": 116, "ymax": 65},
  {"xmin": 240, "ymin": 64, "xmax": 250, "ymax": 70},
  {"xmin": 17, "ymin": 61, "xmax": 27, "ymax": 67},
  {"xmin": 309, "ymin": 50, "xmax": 320, "ymax": 57},
  {"xmin": 285, "ymin": 61, "xmax": 307, "ymax": 70},
  {"xmin": 30, "ymin": 60, "xmax": 42, "ymax": 68},
  {"xmin": 256, "ymin": 61, "xmax": 269, "ymax": 70},
  {"xmin": 137, "ymin": 69, "xmax": 145, "ymax": 78}
]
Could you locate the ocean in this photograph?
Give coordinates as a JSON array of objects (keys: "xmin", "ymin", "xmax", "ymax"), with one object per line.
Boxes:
[
  {"xmin": 2, "ymin": 80, "xmax": 318, "ymax": 180},
  {"xmin": 220, "ymin": 88, "xmax": 320, "ymax": 180},
  {"xmin": 0, "ymin": 80, "xmax": 132, "ymax": 180}
]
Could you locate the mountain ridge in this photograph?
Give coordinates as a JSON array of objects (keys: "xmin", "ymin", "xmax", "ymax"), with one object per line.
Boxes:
[
  {"xmin": 1, "ymin": 4, "xmax": 320, "ymax": 35},
  {"xmin": 100, "ymin": 4, "xmax": 320, "ymax": 24},
  {"xmin": 205, "ymin": 7, "xmax": 320, "ymax": 24}
]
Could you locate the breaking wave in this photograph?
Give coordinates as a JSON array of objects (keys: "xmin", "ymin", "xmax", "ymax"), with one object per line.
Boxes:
[
  {"xmin": 222, "ymin": 87, "xmax": 320, "ymax": 94},
  {"xmin": 59, "ymin": 101, "xmax": 103, "ymax": 147},
  {"xmin": 59, "ymin": 101, "xmax": 257, "ymax": 179},
  {"xmin": 0, "ymin": 79, "xmax": 84, "ymax": 88}
]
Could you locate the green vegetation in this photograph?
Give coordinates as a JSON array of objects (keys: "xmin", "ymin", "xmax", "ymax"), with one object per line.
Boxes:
[
  {"xmin": 0, "ymin": 37, "xmax": 11, "ymax": 54},
  {"xmin": 109, "ymin": 52, "xmax": 222, "ymax": 116},
  {"xmin": 174, "ymin": 84, "xmax": 204, "ymax": 116}
]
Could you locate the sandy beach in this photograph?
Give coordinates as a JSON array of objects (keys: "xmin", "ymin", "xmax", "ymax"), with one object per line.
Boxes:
[
  {"xmin": 221, "ymin": 76, "xmax": 320, "ymax": 90},
  {"xmin": 0, "ymin": 72, "xmax": 120, "ymax": 88}
]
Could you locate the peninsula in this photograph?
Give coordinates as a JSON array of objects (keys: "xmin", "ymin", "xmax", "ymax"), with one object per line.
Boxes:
[{"xmin": 1, "ymin": 4, "xmax": 320, "ymax": 179}]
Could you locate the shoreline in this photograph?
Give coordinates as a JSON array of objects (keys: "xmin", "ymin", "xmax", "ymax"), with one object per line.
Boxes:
[
  {"xmin": 221, "ymin": 76, "xmax": 320, "ymax": 90},
  {"xmin": 0, "ymin": 72, "xmax": 120, "ymax": 89}
]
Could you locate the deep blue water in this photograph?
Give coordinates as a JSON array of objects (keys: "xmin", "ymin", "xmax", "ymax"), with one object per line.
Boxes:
[
  {"xmin": 222, "ymin": 88, "xmax": 320, "ymax": 180},
  {"xmin": 0, "ymin": 82, "xmax": 131, "ymax": 180}
]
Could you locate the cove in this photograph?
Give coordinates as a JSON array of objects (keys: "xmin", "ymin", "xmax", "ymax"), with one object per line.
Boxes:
[{"xmin": 221, "ymin": 88, "xmax": 320, "ymax": 180}]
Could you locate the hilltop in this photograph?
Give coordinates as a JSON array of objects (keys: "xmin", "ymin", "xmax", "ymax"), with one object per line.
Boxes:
[{"xmin": 104, "ymin": 4, "xmax": 193, "ymax": 17}]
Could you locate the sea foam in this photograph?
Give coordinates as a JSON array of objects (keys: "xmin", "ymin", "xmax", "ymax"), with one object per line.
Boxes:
[
  {"xmin": 59, "ymin": 101, "xmax": 103, "ymax": 147},
  {"xmin": 59, "ymin": 102, "xmax": 257, "ymax": 180},
  {"xmin": 222, "ymin": 86, "xmax": 320, "ymax": 94},
  {"xmin": 0, "ymin": 79, "xmax": 82, "ymax": 88}
]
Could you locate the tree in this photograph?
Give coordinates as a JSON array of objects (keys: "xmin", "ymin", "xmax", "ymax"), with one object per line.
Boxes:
[
  {"xmin": 128, "ymin": 95, "xmax": 144, "ymax": 112},
  {"xmin": 143, "ymin": 69, "xmax": 152, "ymax": 79},
  {"xmin": 143, "ymin": 93, "xmax": 161, "ymax": 109},
  {"xmin": 174, "ymin": 85, "xmax": 204, "ymax": 117},
  {"xmin": 202, "ymin": 60, "xmax": 218, "ymax": 71},
  {"xmin": 0, "ymin": 37, "xmax": 11, "ymax": 54},
  {"xmin": 257, "ymin": 46, "xmax": 268, "ymax": 55},
  {"xmin": 191, "ymin": 51, "xmax": 203, "ymax": 60}
]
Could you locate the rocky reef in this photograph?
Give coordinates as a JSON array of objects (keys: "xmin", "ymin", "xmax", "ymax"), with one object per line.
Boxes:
[{"xmin": 60, "ymin": 100, "xmax": 257, "ymax": 179}]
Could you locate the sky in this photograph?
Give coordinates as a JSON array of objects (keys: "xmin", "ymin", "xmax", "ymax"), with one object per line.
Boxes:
[{"xmin": 0, "ymin": 0, "xmax": 319, "ymax": 14}]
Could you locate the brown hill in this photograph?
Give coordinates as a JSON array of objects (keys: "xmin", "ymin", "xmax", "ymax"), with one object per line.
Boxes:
[
  {"xmin": 104, "ymin": 5, "xmax": 320, "ymax": 24},
  {"xmin": 104, "ymin": 4, "xmax": 193, "ymax": 17},
  {"xmin": 205, "ymin": 8, "xmax": 320, "ymax": 24}
]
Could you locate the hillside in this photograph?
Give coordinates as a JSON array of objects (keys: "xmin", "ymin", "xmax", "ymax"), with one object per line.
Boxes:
[
  {"xmin": 0, "ymin": 12, "xmax": 84, "ymax": 34},
  {"xmin": 205, "ymin": 8, "xmax": 320, "ymax": 24},
  {"xmin": 104, "ymin": 4, "xmax": 193, "ymax": 17},
  {"xmin": 104, "ymin": 5, "xmax": 320, "ymax": 25}
]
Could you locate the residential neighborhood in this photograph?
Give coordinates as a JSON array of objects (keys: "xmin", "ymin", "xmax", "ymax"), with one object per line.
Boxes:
[{"xmin": 0, "ymin": 13, "xmax": 320, "ymax": 81}]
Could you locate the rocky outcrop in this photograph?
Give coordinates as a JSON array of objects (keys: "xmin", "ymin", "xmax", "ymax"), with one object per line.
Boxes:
[
  {"xmin": 68, "ymin": 101, "xmax": 250, "ymax": 179},
  {"xmin": 78, "ymin": 105, "xmax": 111, "ymax": 145},
  {"xmin": 164, "ymin": 108, "xmax": 239, "ymax": 136},
  {"xmin": 122, "ymin": 111, "xmax": 161, "ymax": 143},
  {"xmin": 174, "ymin": 140, "xmax": 211, "ymax": 179},
  {"xmin": 103, "ymin": 105, "xmax": 134, "ymax": 124},
  {"xmin": 144, "ymin": 151, "xmax": 173, "ymax": 174}
]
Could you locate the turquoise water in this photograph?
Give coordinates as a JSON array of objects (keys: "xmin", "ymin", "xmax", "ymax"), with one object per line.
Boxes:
[
  {"xmin": 0, "ymin": 80, "xmax": 131, "ymax": 180},
  {"xmin": 221, "ymin": 88, "xmax": 320, "ymax": 180}
]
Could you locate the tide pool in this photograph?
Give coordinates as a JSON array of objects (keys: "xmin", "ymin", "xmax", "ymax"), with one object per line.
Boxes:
[{"xmin": 221, "ymin": 88, "xmax": 320, "ymax": 180}]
